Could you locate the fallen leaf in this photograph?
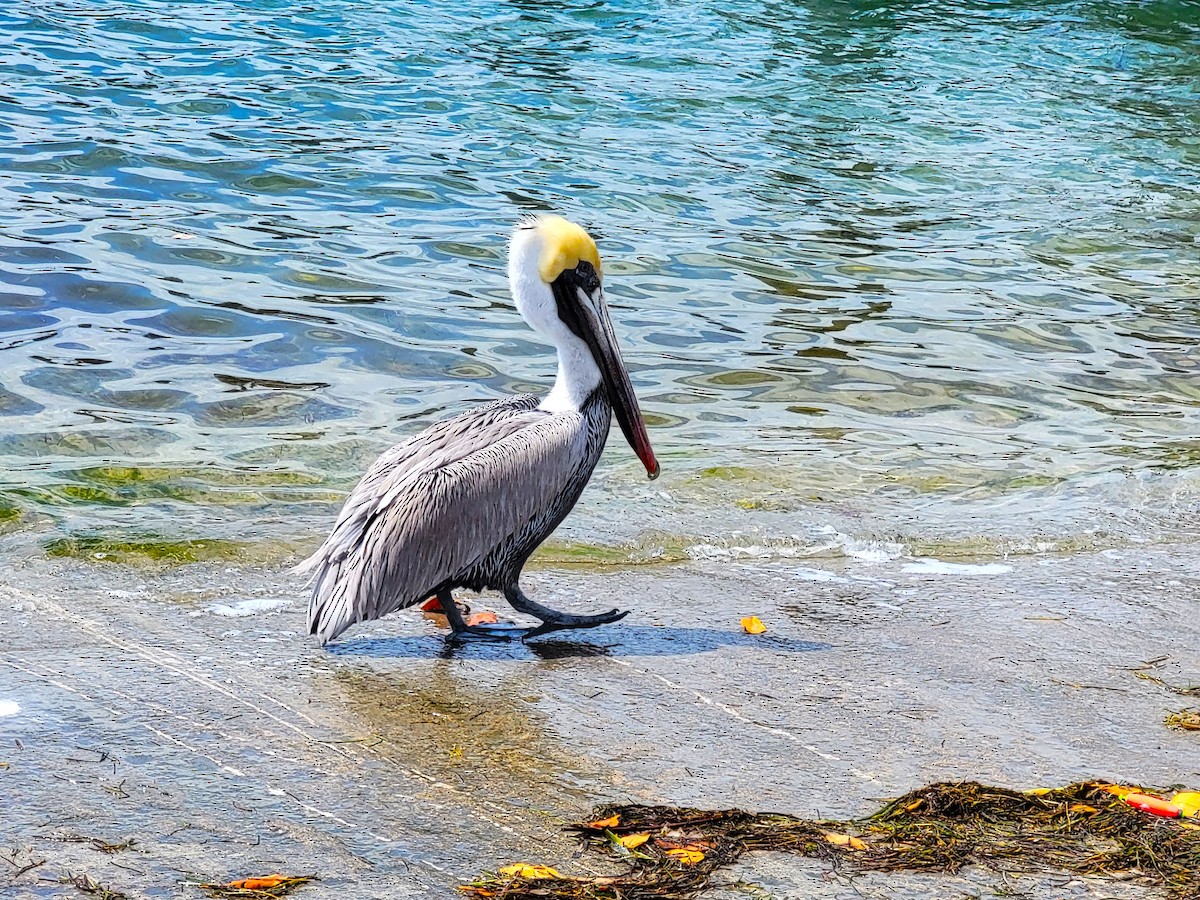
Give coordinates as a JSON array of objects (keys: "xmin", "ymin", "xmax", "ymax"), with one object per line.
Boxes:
[
  {"xmin": 1166, "ymin": 709, "xmax": 1200, "ymax": 731},
  {"xmin": 1025, "ymin": 788, "xmax": 1053, "ymax": 796},
  {"xmin": 822, "ymin": 831, "xmax": 868, "ymax": 851},
  {"xmin": 227, "ymin": 875, "xmax": 291, "ymax": 890},
  {"xmin": 200, "ymin": 873, "xmax": 317, "ymax": 895},
  {"xmin": 740, "ymin": 615, "xmax": 767, "ymax": 635},
  {"xmin": 586, "ymin": 814, "xmax": 620, "ymax": 829},
  {"xmin": 497, "ymin": 863, "xmax": 563, "ymax": 880},
  {"xmin": 467, "ymin": 611, "xmax": 499, "ymax": 626},
  {"xmin": 617, "ymin": 833, "xmax": 650, "ymax": 849},
  {"xmin": 1094, "ymin": 783, "xmax": 1138, "ymax": 800},
  {"xmin": 1067, "ymin": 804, "xmax": 1098, "ymax": 815},
  {"xmin": 665, "ymin": 847, "xmax": 705, "ymax": 865},
  {"xmin": 1172, "ymin": 791, "xmax": 1200, "ymax": 818}
]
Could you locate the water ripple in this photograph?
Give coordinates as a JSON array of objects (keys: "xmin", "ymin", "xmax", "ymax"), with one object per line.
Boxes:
[{"xmin": 1, "ymin": 0, "xmax": 1199, "ymax": 549}]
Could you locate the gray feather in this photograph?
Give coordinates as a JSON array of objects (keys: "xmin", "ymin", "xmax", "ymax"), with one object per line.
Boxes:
[{"xmin": 299, "ymin": 392, "xmax": 610, "ymax": 644}]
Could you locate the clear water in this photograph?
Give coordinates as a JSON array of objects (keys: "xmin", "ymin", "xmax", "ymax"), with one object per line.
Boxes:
[{"xmin": 2, "ymin": 0, "xmax": 1199, "ymax": 557}]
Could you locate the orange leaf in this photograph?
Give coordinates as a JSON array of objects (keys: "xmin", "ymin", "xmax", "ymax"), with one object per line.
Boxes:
[
  {"xmin": 740, "ymin": 616, "xmax": 767, "ymax": 635},
  {"xmin": 226, "ymin": 874, "xmax": 290, "ymax": 890},
  {"xmin": 822, "ymin": 831, "xmax": 868, "ymax": 851},
  {"xmin": 1095, "ymin": 783, "xmax": 1138, "ymax": 800},
  {"xmin": 467, "ymin": 611, "xmax": 499, "ymax": 626},
  {"xmin": 665, "ymin": 847, "xmax": 705, "ymax": 865},
  {"xmin": 586, "ymin": 814, "xmax": 620, "ymax": 829}
]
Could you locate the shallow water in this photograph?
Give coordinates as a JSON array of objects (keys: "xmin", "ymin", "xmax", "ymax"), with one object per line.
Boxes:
[
  {"xmin": 2, "ymin": 1, "xmax": 1199, "ymax": 556},
  {"xmin": 3, "ymin": 547, "xmax": 1199, "ymax": 898}
]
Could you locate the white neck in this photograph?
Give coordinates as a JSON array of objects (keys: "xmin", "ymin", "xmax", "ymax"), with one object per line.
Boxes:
[
  {"xmin": 508, "ymin": 225, "xmax": 604, "ymax": 414},
  {"xmin": 540, "ymin": 332, "xmax": 601, "ymax": 413}
]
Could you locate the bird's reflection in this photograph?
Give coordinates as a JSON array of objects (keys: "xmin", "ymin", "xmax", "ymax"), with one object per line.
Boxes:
[{"xmin": 329, "ymin": 624, "xmax": 830, "ymax": 660}]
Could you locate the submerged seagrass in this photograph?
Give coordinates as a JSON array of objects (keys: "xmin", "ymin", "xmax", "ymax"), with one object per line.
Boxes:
[{"xmin": 461, "ymin": 782, "xmax": 1200, "ymax": 900}]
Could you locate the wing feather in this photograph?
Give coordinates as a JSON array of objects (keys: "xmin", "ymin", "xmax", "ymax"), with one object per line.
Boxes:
[{"xmin": 301, "ymin": 398, "xmax": 587, "ymax": 644}]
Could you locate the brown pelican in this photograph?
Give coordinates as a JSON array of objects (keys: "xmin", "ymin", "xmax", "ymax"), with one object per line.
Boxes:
[{"xmin": 299, "ymin": 215, "xmax": 659, "ymax": 644}]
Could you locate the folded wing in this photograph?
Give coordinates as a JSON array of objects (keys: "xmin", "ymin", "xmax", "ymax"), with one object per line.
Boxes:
[{"xmin": 299, "ymin": 396, "xmax": 588, "ymax": 644}]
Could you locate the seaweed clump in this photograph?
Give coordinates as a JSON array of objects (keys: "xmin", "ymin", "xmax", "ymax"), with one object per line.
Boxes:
[{"xmin": 460, "ymin": 781, "xmax": 1200, "ymax": 900}]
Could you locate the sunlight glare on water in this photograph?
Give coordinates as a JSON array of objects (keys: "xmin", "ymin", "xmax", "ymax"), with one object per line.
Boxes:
[{"xmin": 1, "ymin": 0, "xmax": 1199, "ymax": 556}]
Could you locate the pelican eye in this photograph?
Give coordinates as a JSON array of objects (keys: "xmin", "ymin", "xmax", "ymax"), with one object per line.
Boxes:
[{"xmin": 574, "ymin": 260, "xmax": 601, "ymax": 295}]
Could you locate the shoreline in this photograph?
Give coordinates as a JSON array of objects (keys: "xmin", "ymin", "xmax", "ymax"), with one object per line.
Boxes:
[{"xmin": 3, "ymin": 544, "xmax": 1198, "ymax": 898}]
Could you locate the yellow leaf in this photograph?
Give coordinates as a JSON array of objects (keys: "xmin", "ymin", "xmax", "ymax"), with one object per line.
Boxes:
[
  {"xmin": 617, "ymin": 833, "xmax": 650, "ymax": 849},
  {"xmin": 665, "ymin": 847, "xmax": 705, "ymax": 865},
  {"xmin": 1025, "ymin": 788, "xmax": 1053, "ymax": 796},
  {"xmin": 740, "ymin": 616, "xmax": 767, "ymax": 635},
  {"xmin": 1067, "ymin": 804, "xmax": 1098, "ymax": 815},
  {"xmin": 498, "ymin": 863, "xmax": 563, "ymax": 880},
  {"xmin": 822, "ymin": 831, "xmax": 868, "ymax": 851},
  {"xmin": 586, "ymin": 814, "xmax": 620, "ymax": 829},
  {"xmin": 1172, "ymin": 791, "xmax": 1200, "ymax": 818}
]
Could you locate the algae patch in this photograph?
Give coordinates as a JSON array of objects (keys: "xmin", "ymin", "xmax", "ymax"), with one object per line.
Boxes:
[
  {"xmin": 42, "ymin": 534, "xmax": 292, "ymax": 566},
  {"xmin": 333, "ymin": 668, "xmax": 604, "ymax": 809},
  {"xmin": 531, "ymin": 539, "xmax": 688, "ymax": 570},
  {"xmin": 5, "ymin": 464, "xmax": 340, "ymax": 511}
]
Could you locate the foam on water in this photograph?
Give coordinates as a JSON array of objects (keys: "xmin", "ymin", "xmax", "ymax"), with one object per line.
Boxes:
[
  {"xmin": 204, "ymin": 597, "xmax": 293, "ymax": 618},
  {"xmin": 900, "ymin": 559, "xmax": 1014, "ymax": 577}
]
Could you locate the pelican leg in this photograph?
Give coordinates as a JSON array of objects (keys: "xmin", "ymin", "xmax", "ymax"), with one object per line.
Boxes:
[
  {"xmin": 503, "ymin": 585, "xmax": 629, "ymax": 640},
  {"xmin": 438, "ymin": 589, "xmax": 524, "ymax": 642}
]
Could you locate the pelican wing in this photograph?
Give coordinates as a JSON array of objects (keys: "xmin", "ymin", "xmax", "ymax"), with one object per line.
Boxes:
[{"xmin": 300, "ymin": 396, "xmax": 589, "ymax": 643}]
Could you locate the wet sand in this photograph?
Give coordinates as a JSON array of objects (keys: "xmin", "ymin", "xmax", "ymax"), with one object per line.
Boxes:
[{"xmin": 2, "ymin": 546, "xmax": 1198, "ymax": 898}]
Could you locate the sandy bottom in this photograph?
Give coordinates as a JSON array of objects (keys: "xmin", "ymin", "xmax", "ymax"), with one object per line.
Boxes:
[{"xmin": 1, "ymin": 545, "xmax": 1197, "ymax": 898}]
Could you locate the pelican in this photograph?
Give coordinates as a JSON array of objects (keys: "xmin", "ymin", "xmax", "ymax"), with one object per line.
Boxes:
[{"xmin": 299, "ymin": 215, "xmax": 659, "ymax": 644}]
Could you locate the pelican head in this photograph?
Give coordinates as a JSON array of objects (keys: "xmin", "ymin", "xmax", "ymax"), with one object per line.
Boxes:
[{"xmin": 508, "ymin": 215, "xmax": 659, "ymax": 479}]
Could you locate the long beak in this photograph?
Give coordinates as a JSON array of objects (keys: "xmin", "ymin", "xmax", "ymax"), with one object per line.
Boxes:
[{"xmin": 553, "ymin": 278, "xmax": 659, "ymax": 479}]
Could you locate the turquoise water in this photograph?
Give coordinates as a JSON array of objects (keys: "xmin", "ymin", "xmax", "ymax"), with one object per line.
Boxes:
[{"xmin": 2, "ymin": 1, "xmax": 1199, "ymax": 557}]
